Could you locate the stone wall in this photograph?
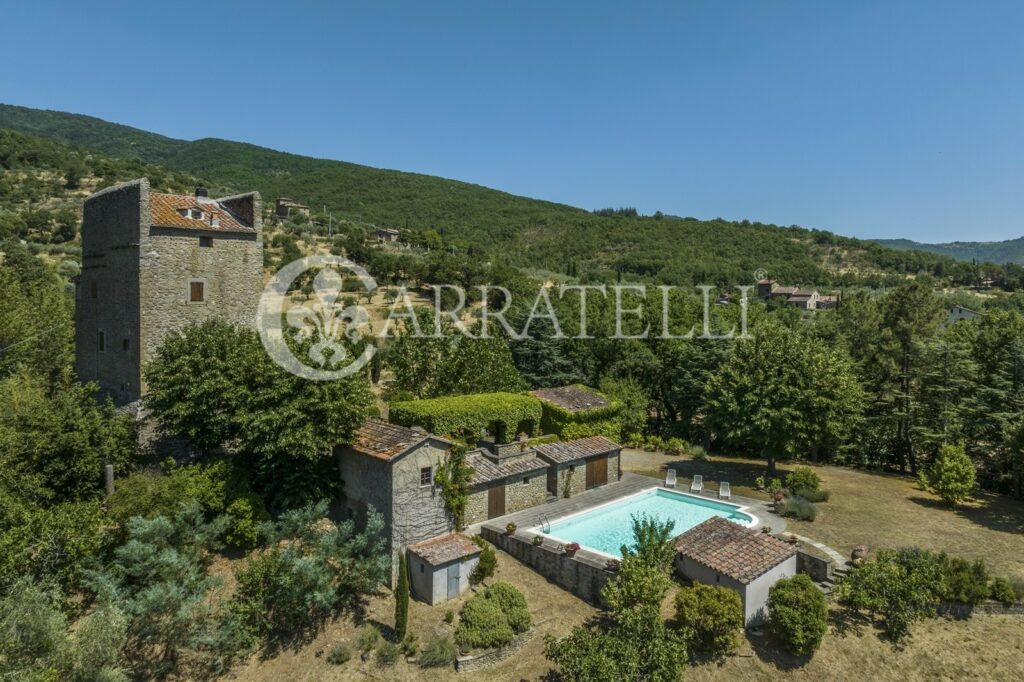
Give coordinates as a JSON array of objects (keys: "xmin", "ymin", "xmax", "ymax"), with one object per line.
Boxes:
[
  {"xmin": 938, "ymin": 600, "xmax": 1024, "ymax": 618},
  {"xmin": 465, "ymin": 474, "xmax": 548, "ymax": 525},
  {"xmin": 482, "ymin": 528, "xmax": 615, "ymax": 605},
  {"xmin": 455, "ymin": 628, "xmax": 535, "ymax": 673},
  {"xmin": 549, "ymin": 451, "xmax": 620, "ymax": 498},
  {"xmin": 465, "ymin": 487, "xmax": 489, "ymax": 526},
  {"xmin": 77, "ymin": 179, "xmax": 145, "ymax": 405},
  {"xmin": 796, "ymin": 548, "xmax": 833, "ymax": 582}
]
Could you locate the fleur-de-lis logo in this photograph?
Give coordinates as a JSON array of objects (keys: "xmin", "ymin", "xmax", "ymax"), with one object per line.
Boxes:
[
  {"xmin": 258, "ymin": 256, "xmax": 377, "ymax": 381},
  {"xmin": 285, "ymin": 268, "xmax": 371, "ymax": 367}
]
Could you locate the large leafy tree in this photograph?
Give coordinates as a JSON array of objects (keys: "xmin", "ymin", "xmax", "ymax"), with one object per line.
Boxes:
[
  {"xmin": 144, "ymin": 320, "xmax": 372, "ymax": 508},
  {"xmin": 705, "ymin": 320, "xmax": 864, "ymax": 475}
]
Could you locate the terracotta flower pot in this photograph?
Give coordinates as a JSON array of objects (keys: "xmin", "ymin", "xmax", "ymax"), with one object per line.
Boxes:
[{"xmin": 852, "ymin": 544, "xmax": 868, "ymax": 565}]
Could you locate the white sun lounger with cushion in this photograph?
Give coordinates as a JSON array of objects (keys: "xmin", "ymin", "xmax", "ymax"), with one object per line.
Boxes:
[
  {"xmin": 689, "ymin": 474, "xmax": 703, "ymax": 494},
  {"xmin": 665, "ymin": 469, "xmax": 677, "ymax": 487},
  {"xmin": 718, "ymin": 481, "xmax": 731, "ymax": 500}
]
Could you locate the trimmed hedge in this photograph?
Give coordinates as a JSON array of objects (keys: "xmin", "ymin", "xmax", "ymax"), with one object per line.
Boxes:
[
  {"xmin": 389, "ymin": 392, "xmax": 541, "ymax": 442},
  {"xmin": 534, "ymin": 385, "xmax": 623, "ymax": 441}
]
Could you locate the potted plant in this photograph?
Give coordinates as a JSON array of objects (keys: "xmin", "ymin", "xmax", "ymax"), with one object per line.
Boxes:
[
  {"xmin": 852, "ymin": 544, "xmax": 868, "ymax": 565},
  {"xmin": 605, "ymin": 558, "xmax": 621, "ymax": 572},
  {"xmin": 564, "ymin": 542, "xmax": 581, "ymax": 557},
  {"xmin": 505, "ymin": 522, "xmax": 517, "ymax": 535},
  {"xmin": 532, "ymin": 535, "xmax": 543, "ymax": 546}
]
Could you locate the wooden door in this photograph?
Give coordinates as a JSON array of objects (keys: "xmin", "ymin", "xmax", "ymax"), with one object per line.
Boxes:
[
  {"xmin": 585, "ymin": 456, "xmax": 608, "ymax": 489},
  {"xmin": 487, "ymin": 483, "xmax": 505, "ymax": 519}
]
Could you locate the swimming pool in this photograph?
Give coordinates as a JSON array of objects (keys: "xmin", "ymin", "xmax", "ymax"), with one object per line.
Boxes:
[{"xmin": 538, "ymin": 487, "xmax": 756, "ymax": 558}]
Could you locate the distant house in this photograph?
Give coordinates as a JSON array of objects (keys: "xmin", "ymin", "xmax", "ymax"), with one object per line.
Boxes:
[
  {"xmin": 407, "ymin": 534, "xmax": 480, "ymax": 605},
  {"xmin": 376, "ymin": 227, "xmax": 400, "ymax": 244},
  {"xmin": 816, "ymin": 294, "xmax": 839, "ymax": 310},
  {"xmin": 786, "ymin": 288, "xmax": 820, "ymax": 310},
  {"xmin": 335, "ymin": 419, "xmax": 454, "ymax": 584},
  {"xmin": 674, "ymin": 516, "xmax": 797, "ymax": 626},
  {"xmin": 275, "ymin": 197, "xmax": 310, "ymax": 220},
  {"xmin": 756, "ymin": 279, "xmax": 838, "ymax": 311},
  {"xmin": 949, "ymin": 305, "xmax": 984, "ymax": 324},
  {"xmin": 530, "ymin": 385, "xmax": 622, "ymax": 440}
]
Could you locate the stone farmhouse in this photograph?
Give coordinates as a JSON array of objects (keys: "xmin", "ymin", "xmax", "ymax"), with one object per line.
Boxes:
[
  {"xmin": 76, "ymin": 179, "xmax": 262, "ymax": 407},
  {"xmin": 756, "ymin": 278, "xmax": 839, "ymax": 311},
  {"xmin": 274, "ymin": 196, "xmax": 310, "ymax": 221},
  {"xmin": 375, "ymin": 227, "xmax": 400, "ymax": 244}
]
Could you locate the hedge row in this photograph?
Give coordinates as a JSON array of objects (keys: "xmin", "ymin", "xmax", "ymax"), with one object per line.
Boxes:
[
  {"xmin": 535, "ymin": 386, "xmax": 624, "ymax": 440},
  {"xmin": 389, "ymin": 392, "xmax": 542, "ymax": 443}
]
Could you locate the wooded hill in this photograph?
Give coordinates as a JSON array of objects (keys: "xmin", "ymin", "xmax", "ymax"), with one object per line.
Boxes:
[
  {"xmin": 0, "ymin": 102, "xmax": 1004, "ymax": 288},
  {"xmin": 876, "ymin": 236, "xmax": 1024, "ymax": 266}
]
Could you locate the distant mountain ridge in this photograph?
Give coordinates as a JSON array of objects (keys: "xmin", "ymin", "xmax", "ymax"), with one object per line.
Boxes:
[
  {"xmin": 0, "ymin": 102, "xmax": 975, "ymax": 286},
  {"xmin": 874, "ymin": 236, "xmax": 1024, "ymax": 265}
]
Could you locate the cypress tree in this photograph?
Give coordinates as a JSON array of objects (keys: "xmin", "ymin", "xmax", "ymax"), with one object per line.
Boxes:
[{"xmin": 395, "ymin": 552, "xmax": 410, "ymax": 640}]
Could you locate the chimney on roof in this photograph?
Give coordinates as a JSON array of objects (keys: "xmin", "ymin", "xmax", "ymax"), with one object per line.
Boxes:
[{"xmin": 195, "ymin": 187, "xmax": 209, "ymax": 198}]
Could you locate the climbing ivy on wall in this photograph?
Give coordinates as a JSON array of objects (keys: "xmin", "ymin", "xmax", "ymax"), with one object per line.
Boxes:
[
  {"xmin": 435, "ymin": 444, "xmax": 473, "ymax": 530},
  {"xmin": 537, "ymin": 386, "xmax": 624, "ymax": 441}
]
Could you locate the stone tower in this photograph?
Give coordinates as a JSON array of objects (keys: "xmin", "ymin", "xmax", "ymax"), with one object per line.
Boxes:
[{"xmin": 76, "ymin": 178, "xmax": 263, "ymax": 407}]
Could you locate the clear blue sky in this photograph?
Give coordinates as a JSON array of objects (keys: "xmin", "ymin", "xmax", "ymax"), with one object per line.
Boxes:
[{"xmin": 2, "ymin": 1, "xmax": 1023, "ymax": 242}]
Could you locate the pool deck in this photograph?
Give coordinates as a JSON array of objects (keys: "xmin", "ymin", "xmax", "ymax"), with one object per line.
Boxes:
[{"xmin": 472, "ymin": 472, "xmax": 787, "ymax": 539}]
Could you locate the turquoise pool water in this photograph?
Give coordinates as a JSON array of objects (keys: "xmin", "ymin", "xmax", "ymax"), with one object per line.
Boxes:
[{"xmin": 541, "ymin": 488, "xmax": 754, "ymax": 557}]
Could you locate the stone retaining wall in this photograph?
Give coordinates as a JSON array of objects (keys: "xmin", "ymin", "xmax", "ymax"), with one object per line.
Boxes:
[
  {"xmin": 455, "ymin": 628, "xmax": 535, "ymax": 673},
  {"xmin": 482, "ymin": 527, "xmax": 615, "ymax": 604},
  {"xmin": 937, "ymin": 600, "xmax": 1024, "ymax": 618},
  {"xmin": 796, "ymin": 548, "xmax": 833, "ymax": 582}
]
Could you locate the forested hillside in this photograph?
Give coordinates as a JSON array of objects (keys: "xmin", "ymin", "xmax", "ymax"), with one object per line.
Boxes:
[
  {"xmin": 876, "ymin": 236, "xmax": 1024, "ymax": 265},
  {"xmin": 0, "ymin": 102, "xmax": 995, "ymax": 288}
]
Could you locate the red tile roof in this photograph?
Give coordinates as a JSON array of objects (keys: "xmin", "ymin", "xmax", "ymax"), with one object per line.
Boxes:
[
  {"xmin": 530, "ymin": 385, "xmax": 609, "ymax": 412},
  {"xmin": 466, "ymin": 450, "xmax": 548, "ymax": 486},
  {"xmin": 149, "ymin": 192, "xmax": 255, "ymax": 234},
  {"xmin": 349, "ymin": 419, "xmax": 430, "ymax": 461},
  {"xmin": 408, "ymin": 534, "xmax": 481, "ymax": 565},
  {"xmin": 675, "ymin": 516, "xmax": 796, "ymax": 584},
  {"xmin": 535, "ymin": 435, "xmax": 621, "ymax": 465}
]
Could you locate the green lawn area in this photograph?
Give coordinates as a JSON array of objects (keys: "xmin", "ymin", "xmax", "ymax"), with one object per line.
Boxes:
[{"xmin": 621, "ymin": 448, "xmax": 1024, "ymax": 577}]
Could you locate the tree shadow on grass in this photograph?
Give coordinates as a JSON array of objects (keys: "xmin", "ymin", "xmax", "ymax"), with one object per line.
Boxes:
[
  {"xmin": 907, "ymin": 493, "xmax": 1024, "ymax": 535},
  {"xmin": 745, "ymin": 630, "xmax": 815, "ymax": 671}
]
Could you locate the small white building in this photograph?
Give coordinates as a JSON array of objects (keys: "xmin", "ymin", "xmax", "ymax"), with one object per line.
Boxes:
[
  {"xmin": 674, "ymin": 516, "xmax": 798, "ymax": 626},
  {"xmin": 407, "ymin": 534, "xmax": 481, "ymax": 605},
  {"xmin": 948, "ymin": 305, "xmax": 984, "ymax": 324}
]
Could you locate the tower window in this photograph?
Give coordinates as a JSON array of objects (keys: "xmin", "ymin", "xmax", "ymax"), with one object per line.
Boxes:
[
  {"xmin": 97, "ymin": 331, "xmax": 106, "ymax": 352},
  {"xmin": 122, "ymin": 338, "xmax": 130, "ymax": 351},
  {"xmin": 420, "ymin": 466, "xmax": 433, "ymax": 486},
  {"xmin": 188, "ymin": 280, "xmax": 206, "ymax": 303},
  {"xmin": 199, "ymin": 236, "xmax": 213, "ymax": 247},
  {"xmin": 90, "ymin": 281, "xmax": 97, "ymax": 299}
]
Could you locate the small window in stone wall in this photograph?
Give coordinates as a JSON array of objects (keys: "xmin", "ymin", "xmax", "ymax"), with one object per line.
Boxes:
[
  {"xmin": 97, "ymin": 330, "xmax": 105, "ymax": 352},
  {"xmin": 199, "ymin": 236, "xmax": 213, "ymax": 247},
  {"xmin": 122, "ymin": 338, "xmax": 130, "ymax": 351},
  {"xmin": 188, "ymin": 280, "xmax": 206, "ymax": 303},
  {"xmin": 523, "ymin": 477, "xmax": 530, "ymax": 485},
  {"xmin": 420, "ymin": 466, "xmax": 433, "ymax": 486},
  {"xmin": 90, "ymin": 280, "xmax": 97, "ymax": 299}
]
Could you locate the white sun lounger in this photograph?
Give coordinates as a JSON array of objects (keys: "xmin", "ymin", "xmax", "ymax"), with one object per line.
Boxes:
[
  {"xmin": 690, "ymin": 474, "xmax": 703, "ymax": 494},
  {"xmin": 665, "ymin": 469, "xmax": 677, "ymax": 487},
  {"xmin": 718, "ymin": 482, "xmax": 731, "ymax": 500}
]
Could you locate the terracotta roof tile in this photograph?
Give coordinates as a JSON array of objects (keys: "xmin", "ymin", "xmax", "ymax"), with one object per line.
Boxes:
[
  {"xmin": 530, "ymin": 385, "xmax": 609, "ymax": 412},
  {"xmin": 350, "ymin": 418, "xmax": 429, "ymax": 461},
  {"xmin": 535, "ymin": 435, "xmax": 621, "ymax": 465},
  {"xmin": 408, "ymin": 534, "xmax": 481, "ymax": 565},
  {"xmin": 467, "ymin": 450, "xmax": 548, "ymax": 486},
  {"xmin": 675, "ymin": 516, "xmax": 796, "ymax": 584},
  {"xmin": 149, "ymin": 192, "xmax": 255, "ymax": 234}
]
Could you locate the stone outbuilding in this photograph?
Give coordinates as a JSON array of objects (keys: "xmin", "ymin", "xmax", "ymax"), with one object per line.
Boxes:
[
  {"xmin": 376, "ymin": 227, "xmax": 400, "ymax": 243},
  {"xmin": 530, "ymin": 385, "xmax": 623, "ymax": 440},
  {"xmin": 464, "ymin": 442, "xmax": 549, "ymax": 524},
  {"xmin": 335, "ymin": 419, "xmax": 455, "ymax": 584},
  {"xmin": 406, "ymin": 534, "xmax": 481, "ymax": 605},
  {"xmin": 674, "ymin": 516, "xmax": 797, "ymax": 626},
  {"xmin": 534, "ymin": 435, "xmax": 621, "ymax": 498}
]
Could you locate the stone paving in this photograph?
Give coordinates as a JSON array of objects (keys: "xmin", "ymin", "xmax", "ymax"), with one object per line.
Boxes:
[{"xmin": 471, "ymin": 472, "xmax": 788, "ymax": 537}]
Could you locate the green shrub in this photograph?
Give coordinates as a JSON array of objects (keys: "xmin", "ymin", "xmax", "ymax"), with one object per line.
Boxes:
[
  {"xmin": 470, "ymin": 538, "xmax": 497, "ymax": 585},
  {"xmin": 938, "ymin": 555, "xmax": 990, "ymax": 605},
  {"xmin": 419, "ymin": 636, "xmax": 457, "ymax": 668},
  {"xmin": 664, "ymin": 437, "xmax": 687, "ymax": 456},
  {"xmin": 326, "ymin": 643, "xmax": 351, "ymax": 665},
  {"xmin": 767, "ymin": 575, "xmax": 828, "ymax": 657},
  {"xmin": 625, "ymin": 433, "xmax": 645, "ymax": 448},
  {"xmin": 1008, "ymin": 576, "xmax": 1024, "ymax": 601},
  {"xmin": 376, "ymin": 640, "xmax": 401, "ymax": 666},
  {"xmin": 754, "ymin": 475, "xmax": 766, "ymax": 490},
  {"xmin": 444, "ymin": 609, "xmax": 455, "ymax": 624},
  {"xmin": 794, "ymin": 487, "xmax": 830, "ymax": 503},
  {"xmin": 690, "ymin": 445, "xmax": 709, "ymax": 461},
  {"xmin": 357, "ymin": 626, "xmax": 380, "ymax": 653},
  {"xmin": 779, "ymin": 495, "xmax": 817, "ymax": 521},
  {"xmin": 674, "ymin": 583, "xmax": 743, "ymax": 658},
  {"xmin": 223, "ymin": 496, "xmax": 267, "ymax": 550},
  {"xmin": 389, "ymin": 392, "xmax": 542, "ymax": 442},
  {"xmin": 920, "ymin": 443, "xmax": 976, "ymax": 506},
  {"xmin": 767, "ymin": 478, "xmax": 783, "ymax": 495},
  {"xmin": 484, "ymin": 582, "xmax": 531, "ymax": 634},
  {"xmin": 834, "ymin": 547, "xmax": 946, "ymax": 644},
  {"xmin": 401, "ymin": 633, "xmax": 418, "ymax": 656},
  {"xmin": 990, "ymin": 577, "xmax": 1018, "ymax": 605},
  {"xmin": 645, "ymin": 435, "xmax": 665, "ymax": 451},
  {"xmin": 455, "ymin": 594, "xmax": 515, "ymax": 649},
  {"xmin": 786, "ymin": 466, "xmax": 820, "ymax": 492}
]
